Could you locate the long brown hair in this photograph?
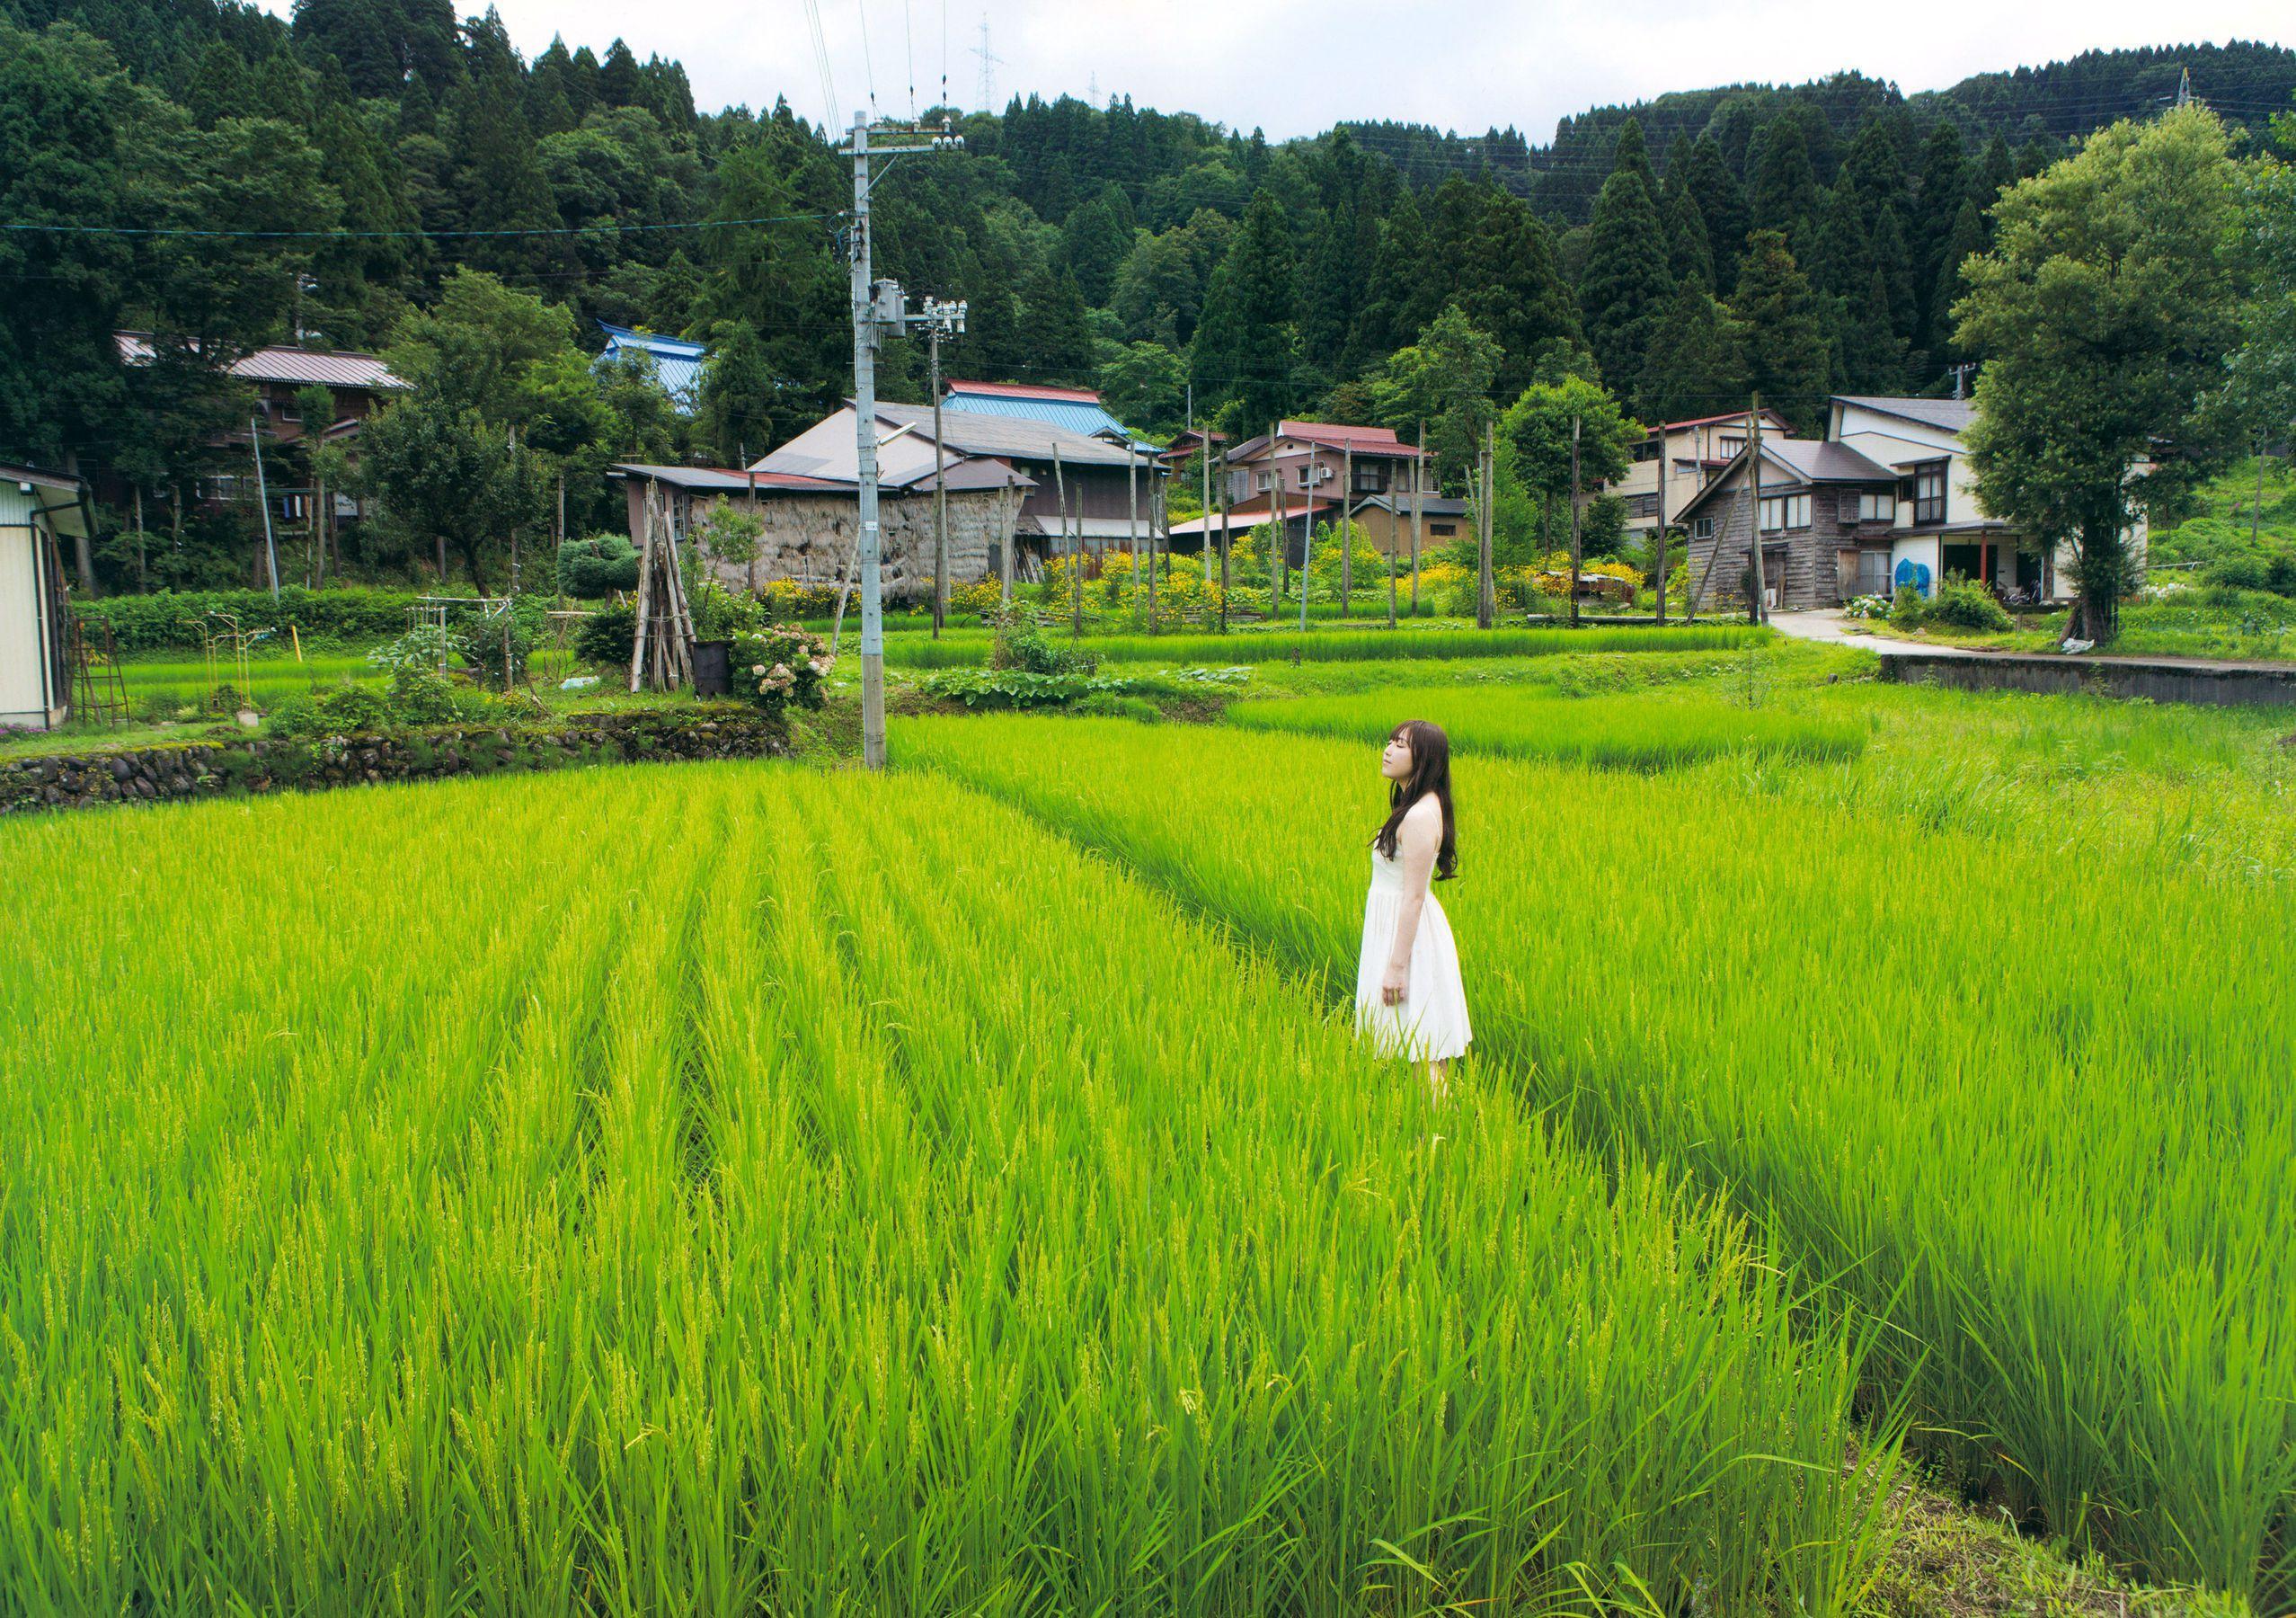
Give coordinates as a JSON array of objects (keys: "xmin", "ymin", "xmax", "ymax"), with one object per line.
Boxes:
[{"xmin": 1373, "ymin": 719, "xmax": 1458, "ymax": 880}]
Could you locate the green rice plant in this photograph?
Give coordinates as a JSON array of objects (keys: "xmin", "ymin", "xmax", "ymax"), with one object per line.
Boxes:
[
  {"xmin": 882, "ymin": 624, "xmax": 1763, "ymax": 671},
  {"xmin": 1229, "ymin": 685, "xmax": 1868, "ymax": 769},
  {"xmin": 891, "ymin": 714, "xmax": 2296, "ymax": 1608},
  {"xmin": 0, "ymin": 763, "xmax": 1901, "ymax": 1612}
]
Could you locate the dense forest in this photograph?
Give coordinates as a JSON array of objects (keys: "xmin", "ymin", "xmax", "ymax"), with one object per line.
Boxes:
[{"xmin": 3, "ymin": 0, "xmax": 2292, "ymax": 590}]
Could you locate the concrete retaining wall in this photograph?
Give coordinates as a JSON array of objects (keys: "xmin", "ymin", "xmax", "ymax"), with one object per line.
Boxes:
[
  {"xmin": 1878, "ymin": 650, "xmax": 2296, "ymax": 707},
  {"xmin": 1, "ymin": 710, "xmax": 788, "ymax": 814}
]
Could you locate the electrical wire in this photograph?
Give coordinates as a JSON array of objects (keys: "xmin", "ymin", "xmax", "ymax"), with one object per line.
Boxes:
[
  {"xmin": 802, "ymin": 0, "xmax": 841, "ymax": 133},
  {"xmin": 3, "ymin": 212, "xmax": 841, "ymax": 241},
  {"xmin": 856, "ymin": 0, "xmax": 878, "ymax": 117}
]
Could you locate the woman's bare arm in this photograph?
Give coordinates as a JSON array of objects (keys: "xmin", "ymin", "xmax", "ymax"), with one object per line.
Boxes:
[{"xmin": 1381, "ymin": 798, "xmax": 1441, "ymax": 1004}]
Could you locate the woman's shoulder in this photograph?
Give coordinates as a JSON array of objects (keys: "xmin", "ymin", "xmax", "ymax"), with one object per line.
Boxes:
[{"xmin": 1400, "ymin": 793, "xmax": 1444, "ymax": 831}]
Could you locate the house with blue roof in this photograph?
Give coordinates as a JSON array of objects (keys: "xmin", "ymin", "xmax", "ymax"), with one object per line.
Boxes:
[
  {"xmin": 941, "ymin": 379, "xmax": 1156, "ymax": 453},
  {"xmin": 598, "ymin": 323, "xmax": 706, "ymax": 413}
]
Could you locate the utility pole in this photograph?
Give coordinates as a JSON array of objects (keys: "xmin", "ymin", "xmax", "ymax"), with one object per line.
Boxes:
[
  {"xmin": 508, "ymin": 424, "xmax": 521, "ymax": 594},
  {"xmin": 1339, "ymin": 442, "xmax": 1353, "ymax": 618},
  {"xmin": 847, "ymin": 111, "xmax": 965, "ymax": 769},
  {"xmin": 999, "ymin": 472, "xmax": 1015, "ymax": 602},
  {"xmin": 1412, "ymin": 422, "xmax": 1425, "ymax": 618},
  {"xmin": 1748, "ymin": 395, "xmax": 1769, "ymax": 624},
  {"xmin": 1296, "ymin": 448, "xmax": 1310, "ymax": 634},
  {"xmin": 1653, "ymin": 426, "xmax": 1668, "ymax": 626},
  {"xmin": 1568, "ymin": 414, "xmax": 1582, "ymax": 630},
  {"xmin": 1127, "ymin": 436, "xmax": 1139, "ymax": 619},
  {"xmin": 1216, "ymin": 446, "xmax": 1231, "ymax": 634},
  {"xmin": 1476, "ymin": 422, "xmax": 1495, "ymax": 629},
  {"xmin": 929, "ymin": 321, "xmax": 946, "ymax": 636},
  {"xmin": 1149, "ymin": 469, "xmax": 1165, "ymax": 628},
  {"xmin": 1056, "ymin": 444, "xmax": 1077, "ymax": 636},
  {"xmin": 249, "ymin": 415, "xmax": 280, "ymax": 601}
]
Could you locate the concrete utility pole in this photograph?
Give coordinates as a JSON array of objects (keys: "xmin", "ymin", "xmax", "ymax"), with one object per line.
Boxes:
[
  {"xmin": 847, "ymin": 111, "xmax": 964, "ymax": 769},
  {"xmin": 1748, "ymin": 396, "xmax": 1769, "ymax": 624},
  {"xmin": 929, "ymin": 322, "xmax": 946, "ymax": 637}
]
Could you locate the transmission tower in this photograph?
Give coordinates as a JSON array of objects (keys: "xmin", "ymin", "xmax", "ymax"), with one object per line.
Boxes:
[{"xmin": 971, "ymin": 14, "xmax": 1003, "ymax": 113}]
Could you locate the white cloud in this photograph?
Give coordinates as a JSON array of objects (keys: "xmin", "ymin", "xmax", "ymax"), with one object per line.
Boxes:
[{"xmin": 251, "ymin": 0, "xmax": 2291, "ymax": 143}]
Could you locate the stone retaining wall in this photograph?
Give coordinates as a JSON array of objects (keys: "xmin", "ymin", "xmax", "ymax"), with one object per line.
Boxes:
[
  {"xmin": 1, "ymin": 711, "xmax": 788, "ymax": 814},
  {"xmin": 1878, "ymin": 650, "xmax": 2296, "ymax": 707}
]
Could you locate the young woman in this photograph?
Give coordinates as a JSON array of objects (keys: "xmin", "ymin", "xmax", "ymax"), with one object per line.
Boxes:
[{"xmin": 1355, "ymin": 719, "xmax": 1470, "ymax": 1098}]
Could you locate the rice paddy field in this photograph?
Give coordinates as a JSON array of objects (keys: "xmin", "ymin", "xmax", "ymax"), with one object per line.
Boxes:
[{"xmin": 6, "ymin": 643, "xmax": 2292, "ymax": 1613}]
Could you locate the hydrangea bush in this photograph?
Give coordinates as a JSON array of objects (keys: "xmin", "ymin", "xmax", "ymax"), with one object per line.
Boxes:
[{"xmin": 731, "ymin": 625, "xmax": 834, "ymax": 721}]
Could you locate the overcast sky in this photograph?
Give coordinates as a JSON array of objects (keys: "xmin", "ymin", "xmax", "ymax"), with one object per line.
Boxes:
[{"xmin": 257, "ymin": 1, "xmax": 2292, "ymax": 142}]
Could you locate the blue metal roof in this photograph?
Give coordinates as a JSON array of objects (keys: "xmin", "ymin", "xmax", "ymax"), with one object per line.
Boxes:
[
  {"xmin": 942, "ymin": 388, "xmax": 1156, "ymax": 453},
  {"xmin": 598, "ymin": 322, "xmax": 705, "ymax": 413}
]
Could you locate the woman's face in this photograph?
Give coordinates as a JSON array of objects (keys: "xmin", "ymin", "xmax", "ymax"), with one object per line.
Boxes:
[{"xmin": 1380, "ymin": 730, "xmax": 1414, "ymax": 782}]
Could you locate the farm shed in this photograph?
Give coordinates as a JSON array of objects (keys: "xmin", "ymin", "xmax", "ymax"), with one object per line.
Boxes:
[{"xmin": 0, "ymin": 466, "xmax": 88, "ymax": 732}]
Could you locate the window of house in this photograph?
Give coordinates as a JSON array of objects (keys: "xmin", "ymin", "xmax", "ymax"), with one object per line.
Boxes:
[
  {"xmin": 1298, "ymin": 465, "xmax": 1312, "ymax": 488},
  {"xmin": 1759, "ymin": 493, "xmax": 1811, "ymax": 533},
  {"xmin": 1631, "ymin": 439, "xmax": 1662, "ymax": 463},
  {"xmin": 1856, "ymin": 549, "xmax": 1893, "ymax": 595},
  {"xmin": 1912, "ymin": 462, "xmax": 1946, "ymax": 526},
  {"xmin": 1717, "ymin": 435, "xmax": 1746, "ymax": 458},
  {"xmin": 1692, "ymin": 516, "xmax": 1715, "ymax": 540},
  {"xmin": 1626, "ymin": 493, "xmax": 1660, "ymax": 518},
  {"xmin": 1430, "ymin": 522, "xmax": 1457, "ymax": 537},
  {"xmin": 277, "ymin": 391, "xmax": 301, "ymax": 422},
  {"xmin": 1256, "ymin": 471, "xmax": 1272, "ymax": 493},
  {"xmin": 1353, "ymin": 461, "xmax": 1388, "ymax": 493},
  {"xmin": 1859, "ymin": 490, "xmax": 1895, "ymax": 523}
]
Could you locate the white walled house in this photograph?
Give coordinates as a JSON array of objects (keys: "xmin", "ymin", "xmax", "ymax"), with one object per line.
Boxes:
[
  {"xmin": 0, "ymin": 466, "xmax": 86, "ymax": 731},
  {"xmin": 1825, "ymin": 396, "xmax": 2146, "ymax": 604},
  {"xmin": 1598, "ymin": 409, "xmax": 1791, "ymax": 541}
]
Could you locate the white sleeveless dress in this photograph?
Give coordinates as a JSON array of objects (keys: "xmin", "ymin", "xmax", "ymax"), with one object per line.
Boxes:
[{"xmin": 1354, "ymin": 840, "xmax": 1472, "ymax": 1062}]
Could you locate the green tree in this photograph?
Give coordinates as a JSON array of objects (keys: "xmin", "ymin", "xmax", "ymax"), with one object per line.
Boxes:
[
  {"xmin": 1749, "ymin": 114, "xmax": 1822, "ymax": 256},
  {"xmin": 1926, "ymin": 198, "xmax": 1988, "ymax": 374},
  {"xmin": 1731, "ymin": 229, "xmax": 1830, "ymax": 434},
  {"xmin": 1502, "ymin": 374, "xmax": 1642, "ymax": 605},
  {"xmin": 1022, "ymin": 262, "xmax": 1096, "ymax": 385},
  {"xmin": 1577, "ymin": 155, "xmax": 1672, "ymax": 397},
  {"xmin": 1663, "ymin": 181, "xmax": 1715, "ymax": 289},
  {"xmin": 1365, "ymin": 305, "xmax": 1503, "ymax": 488},
  {"xmin": 1097, "ymin": 342, "xmax": 1188, "ymax": 434},
  {"xmin": 1956, "ymin": 106, "xmax": 2244, "ymax": 639},
  {"xmin": 696, "ymin": 319, "xmax": 779, "ymax": 467},
  {"xmin": 1192, "ymin": 189, "xmax": 1298, "ymax": 431},
  {"xmin": 1637, "ymin": 277, "xmax": 1742, "ymax": 423},
  {"xmin": 1458, "ymin": 193, "xmax": 1580, "ymax": 400},
  {"xmin": 1683, "ymin": 134, "xmax": 1751, "ymax": 290}
]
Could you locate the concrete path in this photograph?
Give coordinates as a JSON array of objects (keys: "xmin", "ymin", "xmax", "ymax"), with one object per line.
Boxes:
[{"xmin": 1764, "ymin": 609, "xmax": 1937, "ymax": 656}]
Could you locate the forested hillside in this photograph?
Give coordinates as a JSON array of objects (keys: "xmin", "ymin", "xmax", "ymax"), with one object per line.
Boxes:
[{"xmin": 3, "ymin": 0, "xmax": 2290, "ymax": 591}]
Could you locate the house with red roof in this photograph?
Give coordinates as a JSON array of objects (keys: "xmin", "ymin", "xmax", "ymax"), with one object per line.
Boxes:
[{"xmin": 1211, "ymin": 422, "xmax": 1435, "ymax": 563}]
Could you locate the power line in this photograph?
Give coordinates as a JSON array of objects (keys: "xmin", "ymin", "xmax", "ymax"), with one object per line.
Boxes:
[{"xmin": 3, "ymin": 212, "xmax": 839, "ymax": 241}]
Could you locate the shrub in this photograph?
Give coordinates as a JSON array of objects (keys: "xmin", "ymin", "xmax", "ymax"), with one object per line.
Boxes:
[
  {"xmin": 2205, "ymin": 550, "xmax": 2296, "ymax": 598},
  {"xmin": 575, "ymin": 604, "xmax": 635, "ymax": 669},
  {"xmin": 454, "ymin": 602, "xmax": 542, "ymax": 689},
  {"xmin": 949, "ymin": 580, "xmax": 1004, "ymax": 620},
  {"xmin": 688, "ymin": 578, "xmax": 765, "ymax": 643},
  {"xmin": 1842, "ymin": 593, "xmax": 1893, "ymax": 620},
  {"xmin": 1888, "ymin": 584, "xmax": 1928, "ymax": 627},
  {"xmin": 556, "ymin": 534, "xmax": 641, "ymax": 598},
  {"xmin": 731, "ymin": 624, "xmax": 833, "ymax": 721},
  {"xmin": 72, "ymin": 587, "xmax": 440, "ymax": 653},
  {"xmin": 1926, "ymin": 573, "xmax": 2013, "ymax": 632},
  {"xmin": 988, "ymin": 604, "xmax": 1099, "ymax": 676}
]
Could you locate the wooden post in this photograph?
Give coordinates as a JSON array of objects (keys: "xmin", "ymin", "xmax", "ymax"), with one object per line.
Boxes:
[
  {"xmin": 508, "ymin": 425, "xmax": 521, "ymax": 595},
  {"xmin": 1653, "ymin": 425, "xmax": 1668, "ymax": 625},
  {"xmin": 1568, "ymin": 414, "xmax": 1582, "ymax": 630},
  {"xmin": 132, "ymin": 485, "xmax": 147, "ymax": 592},
  {"xmin": 1148, "ymin": 467, "xmax": 1163, "ymax": 631},
  {"xmin": 1000, "ymin": 473, "xmax": 1015, "ymax": 602},
  {"xmin": 1748, "ymin": 396, "xmax": 1769, "ymax": 623},
  {"xmin": 630, "ymin": 482, "xmax": 658, "ymax": 693},
  {"xmin": 1339, "ymin": 441, "xmax": 1353, "ymax": 618},
  {"xmin": 250, "ymin": 416, "xmax": 280, "ymax": 600},
  {"xmin": 1218, "ymin": 451, "xmax": 1231, "ymax": 633},
  {"xmin": 1476, "ymin": 423, "xmax": 1495, "ymax": 630},
  {"xmin": 1385, "ymin": 465, "xmax": 1398, "ymax": 629},
  {"xmin": 1412, "ymin": 427, "xmax": 1425, "ymax": 618},
  {"xmin": 1127, "ymin": 437, "xmax": 1139, "ymax": 618},
  {"xmin": 1056, "ymin": 447, "xmax": 1078, "ymax": 637}
]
